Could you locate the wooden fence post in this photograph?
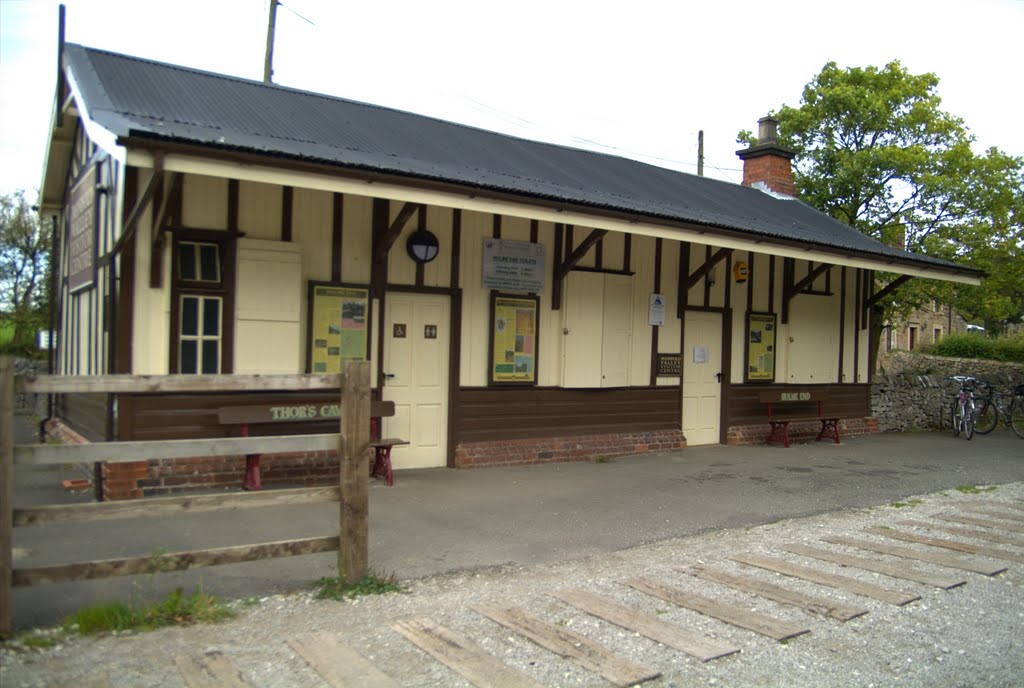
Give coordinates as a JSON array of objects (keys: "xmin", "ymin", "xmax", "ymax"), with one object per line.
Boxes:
[
  {"xmin": 338, "ymin": 361, "xmax": 370, "ymax": 584},
  {"xmin": 1, "ymin": 356, "xmax": 15, "ymax": 638}
]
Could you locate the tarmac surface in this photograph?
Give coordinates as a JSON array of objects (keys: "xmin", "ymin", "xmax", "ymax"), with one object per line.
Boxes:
[{"xmin": 8, "ymin": 414, "xmax": 1024, "ymax": 632}]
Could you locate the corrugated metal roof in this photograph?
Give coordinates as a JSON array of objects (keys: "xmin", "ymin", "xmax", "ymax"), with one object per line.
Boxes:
[{"xmin": 63, "ymin": 43, "xmax": 975, "ymax": 277}]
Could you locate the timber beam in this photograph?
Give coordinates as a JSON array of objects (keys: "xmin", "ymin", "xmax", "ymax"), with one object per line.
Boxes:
[
  {"xmin": 551, "ymin": 229, "xmax": 607, "ymax": 310},
  {"xmin": 374, "ymin": 201, "xmax": 419, "ymax": 263},
  {"xmin": 149, "ymin": 171, "xmax": 182, "ymax": 289},
  {"xmin": 686, "ymin": 247, "xmax": 732, "ymax": 290}
]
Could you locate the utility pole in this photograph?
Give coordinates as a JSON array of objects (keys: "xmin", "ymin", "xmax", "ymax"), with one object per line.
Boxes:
[
  {"xmin": 264, "ymin": 0, "xmax": 279, "ymax": 83},
  {"xmin": 697, "ymin": 130, "xmax": 705, "ymax": 177}
]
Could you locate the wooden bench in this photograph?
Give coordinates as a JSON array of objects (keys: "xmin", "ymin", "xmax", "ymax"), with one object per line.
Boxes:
[
  {"xmin": 217, "ymin": 400, "xmax": 408, "ymax": 489},
  {"xmin": 757, "ymin": 389, "xmax": 840, "ymax": 448}
]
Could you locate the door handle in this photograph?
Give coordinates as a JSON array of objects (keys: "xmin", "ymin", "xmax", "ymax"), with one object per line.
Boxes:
[
  {"xmin": 382, "ymin": 373, "xmax": 396, "ymax": 379},
  {"xmin": 716, "ymin": 372, "xmax": 723, "ymax": 382}
]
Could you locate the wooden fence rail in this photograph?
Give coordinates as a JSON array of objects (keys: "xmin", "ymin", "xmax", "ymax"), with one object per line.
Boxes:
[{"xmin": 0, "ymin": 356, "xmax": 371, "ymax": 639}]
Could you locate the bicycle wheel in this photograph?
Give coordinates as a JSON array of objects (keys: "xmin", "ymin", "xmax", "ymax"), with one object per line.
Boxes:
[
  {"xmin": 1010, "ymin": 396, "xmax": 1024, "ymax": 440},
  {"xmin": 973, "ymin": 399, "xmax": 998, "ymax": 434},
  {"xmin": 964, "ymin": 401, "xmax": 975, "ymax": 440},
  {"xmin": 951, "ymin": 400, "xmax": 963, "ymax": 437}
]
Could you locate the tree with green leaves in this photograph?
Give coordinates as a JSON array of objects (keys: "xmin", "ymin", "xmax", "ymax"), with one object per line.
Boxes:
[
  {"xmin": 1, "ymin": 190, "xmax": 51, "ymax": 353},
  {"xmin": 740, "ymin": 60, "xmax": 1024, "ymax": 355}
]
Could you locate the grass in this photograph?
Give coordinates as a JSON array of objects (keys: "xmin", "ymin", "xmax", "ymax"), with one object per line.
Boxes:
[
  {"xmin": 61, "ymin": 587, "xmax": 235, "ymax": 635},
  {"xmin": 594, "ymin": 455, "xmax": 615, "ymax": 464},
  {"xmin": 955, "ymin": 485, "xmax": 999, "ymax": 494},
  {"xmin": 314, "ymin": 572, "xmax": 402, "ymax": 601},
  {"xmin": 890, "ymin": 499, "xmax": 924, "ymax": 508}
]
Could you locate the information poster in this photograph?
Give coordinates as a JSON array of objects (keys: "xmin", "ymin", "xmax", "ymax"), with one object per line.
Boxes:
[
  {"xmin": 307, "ymin": 283, "xmax": 370, "ymax": 373},
  {"xmin": 482, "ymin": 238, "xmax": 546, "ymax": 293},
  {"xmin": 490, "ymin": 293, "xmax": 539, "ymax": 385},
  {"xmin": 747, "ymin": 312, "xmax": 777, "ymax": 381}
]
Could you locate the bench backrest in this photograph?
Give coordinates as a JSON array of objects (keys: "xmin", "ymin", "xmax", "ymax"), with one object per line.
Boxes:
[
  {"xmin": 218, "ymin": 400, "xmax": 395, "ymax": 426},
  {"xmin": 757, "ymin": 389, "xmax": 829, "ymax": 404}
]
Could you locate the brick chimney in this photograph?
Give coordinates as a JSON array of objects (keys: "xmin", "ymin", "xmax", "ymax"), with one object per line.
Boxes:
[{"xmin": 736, "ymin": 116, "xmax": 796, "ymax": 196}]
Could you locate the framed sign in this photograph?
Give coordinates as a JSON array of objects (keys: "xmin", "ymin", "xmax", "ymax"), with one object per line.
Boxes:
[
  {"xmin": 656, "ymin": 353, "xmax": 681, "ymax": 377},
  {"xmin": 306, "ymin": 282, "xmax": 371, "ymax": 373},
  {"xmin": 482, "ymin": 238, "xmax": 546, "ymax": 293},
  {"xmin": 67, "ymin": 163, "xmax": 99, "ymax": 293},
  {"xmin": 746, "ymin": 312, "xmax": 777, "ymax": 382},
  {"xmin": 489, "ymin": 292, "xmax": 539, "ymax": 385}
]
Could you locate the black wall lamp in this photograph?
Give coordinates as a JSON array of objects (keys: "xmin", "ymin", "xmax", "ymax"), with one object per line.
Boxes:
[{"xmin": 406, "ymin": 206, "xmax": 439, "ymax": 264}]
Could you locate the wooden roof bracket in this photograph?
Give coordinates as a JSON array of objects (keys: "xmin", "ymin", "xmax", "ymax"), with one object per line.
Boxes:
[
  {"xmin": 373, "ymin": 201, "xmax": 419, "ymax": 263},
  {"xmin": 149, "ymin": 162, "xmax": 182, "ymax": 289},
  {"xmin": 781, "ymin": 260, "xmax": 833, "ymax": 324},
  {"xmin": 110, "ymin": 154, "xmax": 164, "ymax": 258},
  {"xmin": 863, "ymin": 273, "xmax": 912, "ymax": 329},
  {"xmin": 551, "ymin": 229, "xmax": 607, "ymax": 310},
  {"xmin": 686, "ymin": 247, "xmax": 732, "ymax": 290}
]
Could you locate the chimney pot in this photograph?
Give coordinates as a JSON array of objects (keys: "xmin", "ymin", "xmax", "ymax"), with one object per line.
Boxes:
[{"xmin": 757, "ymin": 116, "xmax": 779, "ymax": 145}]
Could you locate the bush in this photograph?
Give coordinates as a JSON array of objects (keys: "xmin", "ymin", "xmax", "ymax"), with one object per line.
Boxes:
[{"xmin": 928, "ymin": 332, "xmax": 1024, "ymax": 363}]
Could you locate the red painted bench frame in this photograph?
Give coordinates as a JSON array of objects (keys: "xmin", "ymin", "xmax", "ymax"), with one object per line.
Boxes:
[{"xmin": 757, "ymin": 389, "xmax": 840, "ymax": 448}]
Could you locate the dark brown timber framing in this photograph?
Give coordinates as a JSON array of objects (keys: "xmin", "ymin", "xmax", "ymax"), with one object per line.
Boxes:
[
  {"xmin": 649, "ymin": 238, "xmax": 663, "ymax": 386},
  {"xmin": 331, "ymin": 192, "xmax": 343, "ymax": 282},
  {"xmin": 117, "ymin": 137, "xmax": 981, "ymax": 283},
  {"xmin": 149, "ymin": 172, "xmax": 182, "ymax": 289},
  {"xmin": 374, "ymin": 201, "xmax": 417, "ymax": 264},
  {"xmin": 551, "ymin": 229, "xmax": 608, "ymax": 310},
  {"xmin": 456, "ymin": 387, "xmax": 680, "ymax": 444},
  {"xmin": 115, "ymin": 167, "xmax": 138, "ymax": 374}
]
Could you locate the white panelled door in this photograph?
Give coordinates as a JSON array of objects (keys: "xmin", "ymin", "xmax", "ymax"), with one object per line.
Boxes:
[
  {"xmin": 382, "ymin": 293, "xmax": 449, "ymax": 469},
  {"xmin": 682, "ymin": 311, "xmax": 722, "ymax": 445}
]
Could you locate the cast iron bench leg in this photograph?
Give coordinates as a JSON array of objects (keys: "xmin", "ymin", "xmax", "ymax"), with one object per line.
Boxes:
[{"xmin": 817, "ymin": 418, "xmax": 840, "ymax": 444}]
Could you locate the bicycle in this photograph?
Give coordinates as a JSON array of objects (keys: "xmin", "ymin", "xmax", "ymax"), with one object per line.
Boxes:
[
  {"xmin": 946, "ymin": 376, "xmax": 977, "ymax": 440},
  {"xmin": 973, "ymin": 380, "xmax": 1024, "ymax": 439}
]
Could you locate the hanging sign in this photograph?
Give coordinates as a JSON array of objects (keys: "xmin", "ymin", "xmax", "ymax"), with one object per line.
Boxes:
[
  {"xmin": 68, "ymin": 164, "xmax": 99, "ymax": 293},
  {"xmin": 482, "ymin": 238, "xmax": 546, "ymax": 293}
]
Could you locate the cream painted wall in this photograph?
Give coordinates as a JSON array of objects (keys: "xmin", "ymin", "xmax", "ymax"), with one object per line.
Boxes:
[
  {"xmin": 238, "ymin": 181, "xmax": 282, "ymax": 240},
  {"xmin": 629, "ymin": 236, "xmax": 656, "ymax": 386},
  {"xmin": 342, "ymin": 195, "xmax": 373, "ymax": 284},
  {"xmin": 130, "ymin": 169, "xmax": 172, "ymax": 374},
  {"xmin": 458, "ymin": 210, "xmax": 491, "ymax": 387},
  {"xmin": 182, "ymin": 174, "xmax": 227, "ymax": 228}
]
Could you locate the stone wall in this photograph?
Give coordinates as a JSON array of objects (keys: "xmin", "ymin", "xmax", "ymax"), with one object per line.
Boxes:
[{"xmin": 872, "ymin": 352, "xmax": 1024, "ymax": 432}]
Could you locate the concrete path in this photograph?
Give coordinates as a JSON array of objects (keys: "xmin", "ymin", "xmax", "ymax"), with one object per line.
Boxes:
[{"xmin": 9, "ymin": 427, "xmax": 1023, "ymax": 631}]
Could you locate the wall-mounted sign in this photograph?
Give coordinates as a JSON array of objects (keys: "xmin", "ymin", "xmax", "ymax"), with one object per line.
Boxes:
[
  {"xmin": 424, "ymin": 324, "xmax": 437, "ymax": 339},
  {"xmin": 693, "ymin": 346, "xmax": 709, "ymax": 364},
  {"xmin": 306, "ymin": 282, "xmax": 370, "ymax": 373},
  {"xmin": 656, "ymin": 353, "xmax": 681, "ymax": 377},
  {"xmin": 482, "ymin": 238, "xmax": 546, "ymax": 293},
  {"xmin": 68, "ymin": 164, "xmax": 99, "ymax": 293},
  {"xmin": 649, "ymin": 293, "xmax": 666, "ymax": 326},
  {"xmin": 747, "ymin": 312, "xmax": 777, "ymax": 382},
  {"xmin": 393, "ymin": 324, "xmax": 407, "ymax": 338},
  {"xmin": 489, "ymin": 293, "xmax": 539, "ymax": 385}
]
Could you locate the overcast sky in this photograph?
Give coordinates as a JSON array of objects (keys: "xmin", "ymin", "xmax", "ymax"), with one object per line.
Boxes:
[{"xmin": 2, "ymin": 0, "xmax": 1022, "ymax": 201}]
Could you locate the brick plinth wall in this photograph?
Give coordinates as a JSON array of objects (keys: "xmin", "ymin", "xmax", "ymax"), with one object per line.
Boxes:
[
  {"xmin": 138, "ymin": 451, "xmax": 339, "ymax": 497},
  {"xmin": 726, "ymin": 417, "xmax": 879, "ymax": 445},
  {"xmin": 454, "ymin": 430, "xmax": 685, "ymax": 468}
]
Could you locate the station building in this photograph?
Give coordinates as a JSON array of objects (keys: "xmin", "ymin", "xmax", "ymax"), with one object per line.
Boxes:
[{"xmin": 38, "ymin": 42, "xmax": 981, "ymax": 498}]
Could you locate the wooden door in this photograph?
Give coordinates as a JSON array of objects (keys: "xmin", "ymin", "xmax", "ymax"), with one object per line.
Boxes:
[
  {"xmin": 682, "ymin": 311, "xmax": 722, "ymax": 445},
  {"xmin": 382, "ymin": 293, "xmax": 449, "ymax": 469}
]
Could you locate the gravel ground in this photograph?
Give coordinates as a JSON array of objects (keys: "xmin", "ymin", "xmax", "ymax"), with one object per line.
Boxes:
[{"xmin": 3, "ymin": 483, "xmax": 1023, "ymax": 688}]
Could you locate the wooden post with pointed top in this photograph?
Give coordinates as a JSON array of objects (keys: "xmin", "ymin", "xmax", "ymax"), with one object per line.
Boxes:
[{"xmin": 338, "ymin": 361, "xmax": 371, "ymax": 584}]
